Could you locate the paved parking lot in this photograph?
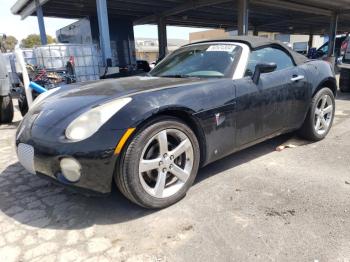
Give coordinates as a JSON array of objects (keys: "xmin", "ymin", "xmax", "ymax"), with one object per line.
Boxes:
[{"xmin": 1, "ymin": 92, "xmax": 350, "ymax": 262}]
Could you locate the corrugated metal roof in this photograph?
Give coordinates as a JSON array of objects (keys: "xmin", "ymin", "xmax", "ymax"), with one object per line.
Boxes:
[{"xmin": 11, "ymin": 0, "xmax": 350, "ymax": 34}]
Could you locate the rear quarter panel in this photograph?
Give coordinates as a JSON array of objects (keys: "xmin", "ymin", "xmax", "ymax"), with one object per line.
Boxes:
[
  {"xmin": 291, "ymin": 60, "xmax": 336, "ymax": 130},
  {"xmin": 301, "ymin": 60, "xmax": 336, "ymax": 96}
]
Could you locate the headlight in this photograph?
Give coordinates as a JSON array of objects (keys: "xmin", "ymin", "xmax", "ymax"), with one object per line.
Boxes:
[
  {"xmin": 65, "ymin": 97, "xmax": 132, "ymax": 141},
  {"xmin": 30, "ymin": 87, "xmax": 61, "ymax": 111}
]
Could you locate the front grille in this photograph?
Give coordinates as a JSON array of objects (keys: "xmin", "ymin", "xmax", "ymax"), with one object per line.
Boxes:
[{"xmin": 17, "ymin": 143, "xmax": 36, "ymax": 174}]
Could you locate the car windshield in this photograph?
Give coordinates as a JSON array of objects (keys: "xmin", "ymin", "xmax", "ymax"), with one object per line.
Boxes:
[{"xmin": 150, "ymin": 43, "xmax": 241, "ymax": 78}]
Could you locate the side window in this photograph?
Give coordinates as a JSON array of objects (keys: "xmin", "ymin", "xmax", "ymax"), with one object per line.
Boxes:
[{"xmin": 245, "ymin": 47, "xmax": 294, "ymax": 76}]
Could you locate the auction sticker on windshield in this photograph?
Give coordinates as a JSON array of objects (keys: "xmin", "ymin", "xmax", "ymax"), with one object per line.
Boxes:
[{"xmin": 207, "ymin": 45, "xmax": 236, "ymax": 52}]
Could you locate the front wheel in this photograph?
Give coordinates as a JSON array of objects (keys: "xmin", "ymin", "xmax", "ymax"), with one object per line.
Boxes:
[
  {"xmin": 115, "ymin": 116, "xmax": 200, "ymax": 209},
  {"xmin": 298, "ymin": 88, "xmax": 335, "ymax": 141}
]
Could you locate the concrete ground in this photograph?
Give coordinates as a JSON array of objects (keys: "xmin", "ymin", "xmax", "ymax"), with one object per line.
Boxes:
[{"xmin": 0, "ymin": 91, "xmax": 350, "ymax": 262}]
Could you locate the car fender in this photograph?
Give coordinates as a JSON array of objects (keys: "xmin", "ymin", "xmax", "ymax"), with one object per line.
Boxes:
[{"xmin": 303, "ymin": 60, "xmax": 337, "ymax": 96}]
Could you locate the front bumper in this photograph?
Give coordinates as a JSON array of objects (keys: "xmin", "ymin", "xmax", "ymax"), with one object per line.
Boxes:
[{"xmin": 16, "ymin": 122, "xmax": 126, "ymax": 194}]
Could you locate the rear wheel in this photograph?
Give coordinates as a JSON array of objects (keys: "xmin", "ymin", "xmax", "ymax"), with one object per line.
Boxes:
[
  {"xmin": 115, "ymin": 116, "xmax": 200, "ymax": 209},
  {"xmin": 298, "ymin": 88, "xmax": 335, "ymax": 141},
  {"xmin": 0, "ymin": 94, "xmax": 14, "ymax": 124},
  {"xmin": 339, "ymin": 68, "xmax": 350, "ymax": 92}
]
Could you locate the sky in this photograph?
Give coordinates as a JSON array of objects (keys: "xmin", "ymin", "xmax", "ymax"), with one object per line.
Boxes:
[{"xmin": 0, "ymin": 0, "xmax": 208, "ymax": 42}]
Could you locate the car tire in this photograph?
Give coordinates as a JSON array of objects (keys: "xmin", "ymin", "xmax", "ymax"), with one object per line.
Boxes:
[
  {"xmin": 0, "ymin": 94, "xmax": 14, "ymax": 124},
  {"xmin": 298, "ymin": 88, "xmax": 335, "ymax": 141},
  {"xmin": 18, "ymin": 91, "xmax": 28, "ymax": 116},
  {"xmin": 115, "ymin": 116, "xmax": 200, "ymax": 209},
  {"xmin": 339, "ymin": 68, "xmax": 350, "ymax": 92}
]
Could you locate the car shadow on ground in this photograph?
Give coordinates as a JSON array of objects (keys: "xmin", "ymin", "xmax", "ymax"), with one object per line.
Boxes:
[
  {"xmin": 196, "ymin": 133, "xmax": 294, "ymax": 184},
  {"xmin": 0, "ymin": 133, "xmax": 304, "ymax": 230},
  {"xmin": 0, "ymin": 162, "xmax": 153, "ymax": 230}
]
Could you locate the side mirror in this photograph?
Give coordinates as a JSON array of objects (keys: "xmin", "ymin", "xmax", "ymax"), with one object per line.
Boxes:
[{"xmin": 252, "ymin": 62, "xmax": 277, "ymax": 84}]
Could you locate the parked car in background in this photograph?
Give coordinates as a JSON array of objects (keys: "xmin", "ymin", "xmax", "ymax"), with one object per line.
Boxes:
[
  {"xmin": 136, "ymin": 60, "xmax": 151, "ymax": 73},
  {"xmin": 16, "ymin": 36, "xmax": 337, "ymax": 209},
  {"xmin": 310, "ymin": 36, "xmax": 347, "ymax": 60},
  {"xmin": 338, "ymin": 35, "xmax": 350, "ymax": 92}
]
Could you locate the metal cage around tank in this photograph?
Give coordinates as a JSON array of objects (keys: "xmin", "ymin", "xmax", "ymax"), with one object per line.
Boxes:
[{"xmin": 33, "ymin": 44, "xmax": 103, "ymax": 82}]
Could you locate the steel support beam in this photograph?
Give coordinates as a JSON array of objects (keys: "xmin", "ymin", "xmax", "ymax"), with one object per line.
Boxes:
[
  {"xmin": 251, "ymin": 0, "xmax": 332, "ymax": 16},
  {"xmin": 134, "ymin": 0, "xmax": 230, "ymax": 25},
  {"xmin": 238, "ymin": 0, "xmax": 249, "ymax": 35},
  {"xmin": 308, "ymin": 33, "xmax": 314, "ymax": 49},
  {"xmin": 96, "ymin": 0, "xmax": 112, "ymax": 66},
  {"xmin": 328, "ymin": 13, "xmax": 338, "ymax": 57},
  {"xmin": 35, "ymin": 0, "xmax": 47, "ymax": 45},
  {"xmin": 157, "ymin": 17, "xmax": 168, "ymax": 60}
]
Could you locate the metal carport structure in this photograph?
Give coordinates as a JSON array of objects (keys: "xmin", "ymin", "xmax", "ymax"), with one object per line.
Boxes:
[{"xmin": 11, "ymin": 0, "xmax": 350, "ymax": 66}]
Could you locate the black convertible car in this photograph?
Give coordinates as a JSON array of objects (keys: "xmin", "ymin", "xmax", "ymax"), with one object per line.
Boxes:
[{"xmin": 16, "ymin": 36, "xmax": 336, "ymax": 209}]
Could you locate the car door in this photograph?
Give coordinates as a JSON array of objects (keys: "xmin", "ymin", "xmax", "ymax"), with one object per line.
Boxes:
[
  {"xmin": 284, "ymin": 65, "xmax": 309, "ymax": 129},
  {"xmin": 234, "ymin": 46, "xmax": 296, "ymax": 147}
]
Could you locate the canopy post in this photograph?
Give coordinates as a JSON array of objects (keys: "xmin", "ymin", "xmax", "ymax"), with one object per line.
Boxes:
[
  {"xmin": 96, "ymin": 0, "xmax": 112, "ymax": 66},
  {"xmin": 237, "ymin": 0, "xmax": 249, "ymax": 35},
  {"xmin": 35, "ymin": 0, "xmax": 47, "ymax": 45},
  {"xmin": 157, "ymin": 17, "xmax": 168, "ymax": 60},
  {"xmin": 327, "ymin": 12, "xmax": 338, "ymax": 57}
]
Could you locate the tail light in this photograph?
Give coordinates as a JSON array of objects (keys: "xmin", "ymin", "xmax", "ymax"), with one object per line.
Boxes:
[{"xmin": 341, "ymin": 39, "xmax": 348, "ymax": 56}]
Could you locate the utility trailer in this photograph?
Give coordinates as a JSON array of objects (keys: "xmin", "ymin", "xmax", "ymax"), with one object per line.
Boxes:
[
  {"xmin": 0, "ymin": 53, "xmax": 14, "ymax": 124},
  {"xmin": 0, "ymin": 35, "xmax": 14, "ymax": 124}
]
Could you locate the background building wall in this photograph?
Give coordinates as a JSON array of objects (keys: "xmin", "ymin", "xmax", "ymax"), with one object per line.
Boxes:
[
  {"xmin": 135, "ymin": 38, "xmax": 188, "ymax": 62},
  {"xmin": 189, "ymin": 29, "xmax": 229, "ymax": 43},
  {"xmin": 189, "ymin": 29, "xmax": 326, "ymax": 53}
]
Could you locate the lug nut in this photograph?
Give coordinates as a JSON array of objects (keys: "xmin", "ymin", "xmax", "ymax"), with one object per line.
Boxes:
[
  {"xmin": 162, "ymin": 168, "xmax": 167, "ymax": 173},
  {"xmin": 169, "ymin": 164, "xmax": 173, "ymax": 169},
  {"xmin": 163, "ymin": 153, "xmax": 168, "ymax": 158},
  {"xmin": 170, "ymin": 155, "xmax": 174, "ymax": 160},
  {"xmin": 159, "ymin": 161, "xmax": 163, "ymax": 166}
]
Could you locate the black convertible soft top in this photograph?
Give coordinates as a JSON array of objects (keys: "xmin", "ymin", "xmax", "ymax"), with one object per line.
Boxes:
[{"xmin": 189, "ymin": 36, "xmax": 309, "ymax": 66}]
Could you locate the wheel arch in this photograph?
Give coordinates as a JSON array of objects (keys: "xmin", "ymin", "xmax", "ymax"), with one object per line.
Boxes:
[
  {"xmin": 313, "ymin": 77, "xmax": 337, "ymax": 97},
  {"xmin": 134, "ymin": 107, "xmax": 207, "ymax": 167}
]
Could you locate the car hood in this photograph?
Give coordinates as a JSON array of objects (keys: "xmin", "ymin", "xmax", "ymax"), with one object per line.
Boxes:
[
  {"xmin": 28, "ymin": 76, "xmax": 205, "ymax": 129},
  {"xmin": 57, "ymin": 76, "xmax": 203, "ymax": 97}
]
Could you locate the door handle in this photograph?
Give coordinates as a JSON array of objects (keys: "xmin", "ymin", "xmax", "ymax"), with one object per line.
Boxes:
[{"xmin": 291, "ymin": 75, "xmax": 305, "ymax": 82}]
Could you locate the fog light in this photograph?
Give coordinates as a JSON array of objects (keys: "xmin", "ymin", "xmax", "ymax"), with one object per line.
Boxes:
[{"xmin": 60, "ymin": 158, "xmax": 81, "ymax": 183}]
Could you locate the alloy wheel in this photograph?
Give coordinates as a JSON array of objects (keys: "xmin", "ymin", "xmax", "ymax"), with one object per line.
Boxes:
[
  {"xmin": 314, "ymin": 94, "xmax": 334, "ymax": 135},
  {"xmin": 138, "ymin": 128, "xmax": 194, "ymax": 198}
]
